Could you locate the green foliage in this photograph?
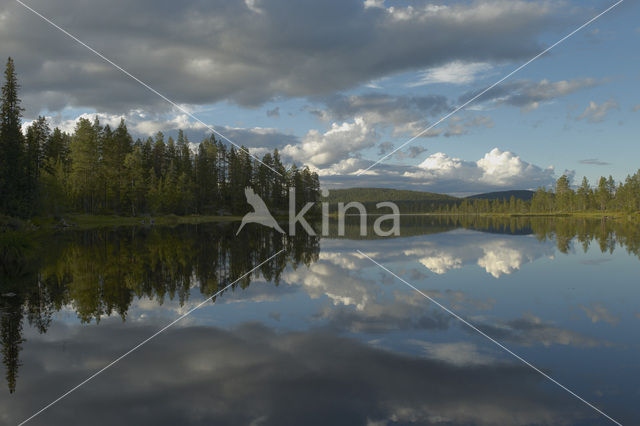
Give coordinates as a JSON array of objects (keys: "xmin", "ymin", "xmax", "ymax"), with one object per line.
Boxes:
[
  {"xmin": 0, "ymin": 59, "xmax": 320, "ymax": 219},
  {"xmin": 0, "ymin": 58, "xmax": 26, "ymax": 216},
  {"xmin": 0, "ymin": 224, "xmax": 319, "ymax": 392},
  {"xmin": 443, "ymin": 172, "xmax": 640, "ymax": 215}
]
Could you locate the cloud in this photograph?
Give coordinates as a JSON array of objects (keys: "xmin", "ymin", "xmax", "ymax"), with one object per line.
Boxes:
[
  {"xmin": 417, "ymin": 253, "xmax": 462, "ymax": 275},
  {"xmin": 477, "ymin": 240, "xmax": 527, "ymax": 278},
  {"xmin": 22, "ymin": 111, "xmax": 299, "ymax": 151},
  {"xmin": 4, "ymin": 321, "xmax": 597, "ymax": 425},
  {"xmin": 313, "ymin": 93, "xmax": 451, "ymax": 136},
  {"xmin": 474, "ymin": 313, "xmax": 610, "ymax": 348},
  {"xmin": 444, "ymin": 115, "xmax": 494, "ymax": 137},
  {"xmin": 579, "ymin": 303, "xmax": 619, "ymax": 325},
  {"xmin": 401, "ymin": 148, "xmax": 555, "ymax": 192},
  {"xmin": 3, "ymin": 0, "xmax": 564, "ymax": 113},
  {"xmin": 282, "ymin": 117, "xmax": 377, "ymax": 168},
  {"xmin": 461, "ymin": 78, "xmax": 600, "ymax": 112},
  {"xmin": 266, "ymin": 106, "xmax": 280, "ymax": 118},
  {"xmin": 395, "ymin": 146, "xmax": 428, "ymax": 160},
  {"xmin": 633, "ymin": 105, "xmax": 640, "ymax": 112},
  {"xmin": 214, "ymin": 125, "xmax": 299, "ymax": 149},
  {"xmin": 579, "ymin": 158, "xmax": 610, "ymax": 166},
  {"xmin": 377, "ymin": 141, "xmax": 394, "ymax": 155},
  {"xmin": 403, "ymin": 232, "xmax": 555, "ymax": 278},
  {"xmin": 577, "ymin": 99, "xmax": 619, "ymax": 123},
  {"xmin": 409, "ymin": 61, "xmax": 493, "ymax": 86},
  {"xmin": 410, "ymin": 341, "xmax": 497, "ymax": 366}
]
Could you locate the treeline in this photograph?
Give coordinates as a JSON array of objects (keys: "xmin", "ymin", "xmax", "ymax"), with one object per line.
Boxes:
[
  {"xmin": 0, "ymin": 58, "xmax": 320, "ymax": 218},
  {"xmin": 437, "ymin": 174, "xmax": 640, "ymax": 215}
]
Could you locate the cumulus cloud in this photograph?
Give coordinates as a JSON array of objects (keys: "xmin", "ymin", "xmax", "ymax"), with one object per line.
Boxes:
[
  {"xmin": 477, "ymin": 240, "xmax": 527, "ymax": 278},
  {"xmin": 577, "ymin": 99, "xmax": 619, "ymax": 123},
  {"xmin": 414, "ymin": 252, "xmax": 463, "ymax": 275},
  {"xmin": 282, "ymin": 117, "xmax": 377, "ymax": 168},
  {"xmin": 402, "ymin": 232, "xmax": 555, "ymax": 279},
  {"xmin": 23, "ymin": 110, "xmax": 208, "ymax": 137},
  {"xmin": 3, "ymin": 0, "xmax": 564, "ymax": 114},
  {"xmin": 402, "ymin": 148, "xmax": 555, "ymax": 192},
  {"xmin": 22, "ymin": 110, "xmax": 299, "ymax": 152}
]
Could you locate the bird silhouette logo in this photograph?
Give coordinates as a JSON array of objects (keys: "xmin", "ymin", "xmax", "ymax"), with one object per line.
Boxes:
[{"xmin": 236, "ymin": 187, "xmax": 285, "ymax": 235}]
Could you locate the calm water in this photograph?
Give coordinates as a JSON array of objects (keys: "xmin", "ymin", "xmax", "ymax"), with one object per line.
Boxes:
[{"xmin": 1, "ymin": 217, "xmax": 639, "ymax": 425}]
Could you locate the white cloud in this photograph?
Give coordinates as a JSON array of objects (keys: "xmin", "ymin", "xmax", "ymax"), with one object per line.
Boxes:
[
  {"xmin": 410, "ymin": 61, "xmax": 492, "ymax": 86},
  {"xmin": 477, "ymin": 241, "xmax": 526, "ymax": 278},
  {"xmin": 363, "ymin": 0, "xmax": 385, "ymax": 9},
  {"xmin": 579, "ymin": 303, "xmax": 618, "ymax": 325},
  {"xmin": 403, "ymin": 148, "xmax": 555, "ymax": 191},
  {"xmin": 417, "ymin": 254, "xmax": 463, "ymax": 275},
  {"xmin": 411, "ymin": 341, "xmax": 496, "ymax": 366},
  {"xmin": 282, "ymin": 117, "xmax": 377, "ymax": 168},
  {"xmin": 23, "ymin": 110, "xmax": 209, "ymax": 137},
  {"xmin": 577, "ymin": 99, "xmax": 619, "ymax": 123}
]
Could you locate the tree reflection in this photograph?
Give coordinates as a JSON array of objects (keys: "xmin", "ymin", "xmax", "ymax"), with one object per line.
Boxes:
[
  {"xmin": 0, "ymin": 223, "xmax": 319, "ymax": 393},
  {"xmin": 1, "ymin": 216, "xmax": 640, "ymax": 392}
]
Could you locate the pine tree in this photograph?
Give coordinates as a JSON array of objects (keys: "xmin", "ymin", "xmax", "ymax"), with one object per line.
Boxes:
[
  {"xmin": 24, "ymin": 116, "xmax": 50, "ymax": 213},
  {"xmin": 69, "ymin": 118, "xmax": 100, "ymax": 213},
  {"xmin": 0, "ymin": 58, "xmax": 26, "ymax": 216}
]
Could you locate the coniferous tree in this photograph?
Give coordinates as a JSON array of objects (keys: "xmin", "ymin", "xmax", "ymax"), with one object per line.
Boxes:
[
  {"xmin": 69, "ymin": 118, "xmax": 101, "ymax": 213},
  {"xmin": 0, "ymin": 58, "xmax": 26, "ymax": 216},
  {"xmin": 24, "ymin": 116, "xmax": 50, "ymax": 213}
]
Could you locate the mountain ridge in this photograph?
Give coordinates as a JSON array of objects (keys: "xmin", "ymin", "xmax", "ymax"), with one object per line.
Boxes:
[{"xmin": 323, "ymin": 188, "xmax": 534, "ymax": 203}]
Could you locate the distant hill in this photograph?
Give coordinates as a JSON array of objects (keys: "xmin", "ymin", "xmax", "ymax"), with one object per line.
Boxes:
[
  {"xmin": 466, "ymin": 190, "xmax": 535, "ymax": 201},
  {"xmin": 324, "ymin": 188, "xmax": 457, "ymax": 203}
]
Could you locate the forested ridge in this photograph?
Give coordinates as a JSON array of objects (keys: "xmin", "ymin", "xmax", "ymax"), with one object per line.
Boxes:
[
  {"xmin": 440, "ymin": 173, "xmax": 640, "ymax": 215},
  {"xmin": 0, "ymin": 58, "xmax": 320, "ymax": 219},
  {"xmin": 324, "ymin": 176, "xmax": 640, "ymax": 215}
]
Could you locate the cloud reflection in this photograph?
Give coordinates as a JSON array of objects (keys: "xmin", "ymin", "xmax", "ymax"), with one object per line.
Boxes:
[{"xmin": 2, "ymin": 321, "xmax": 596, "ymax": 426}]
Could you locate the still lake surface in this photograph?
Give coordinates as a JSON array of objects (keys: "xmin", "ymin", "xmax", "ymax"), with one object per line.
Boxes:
[{"xmin": 1, "ymin": 217, "xmax": 639, "ymax": 425}]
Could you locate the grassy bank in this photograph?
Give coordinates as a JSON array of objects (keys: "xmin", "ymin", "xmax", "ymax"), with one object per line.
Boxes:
[
  {"xmin": 3, "ymin": 210, "xmax": 639, "ymax": 234},
  {"xmin": 27, "ymin": 214, "xmax": 243, "ymax": 231}
]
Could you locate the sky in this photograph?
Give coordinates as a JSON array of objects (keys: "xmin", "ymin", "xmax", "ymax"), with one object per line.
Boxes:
[{"xmin": 1, "ymin": 0, "xmax": 638, "ymax": 196}]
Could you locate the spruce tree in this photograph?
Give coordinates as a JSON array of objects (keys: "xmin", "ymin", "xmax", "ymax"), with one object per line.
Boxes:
[{"xmin": 0, "ymin": 58, "xmax": 26, "ymax": 216}]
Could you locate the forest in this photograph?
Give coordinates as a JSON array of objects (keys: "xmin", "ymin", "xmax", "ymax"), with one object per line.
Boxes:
[
  {"xmin": 436, "ymin": 173, "xmax": 640, "ymax": 215},
  {"xmin": 0, "ymin": 58, "xmax": 320, "ymax": 219}
]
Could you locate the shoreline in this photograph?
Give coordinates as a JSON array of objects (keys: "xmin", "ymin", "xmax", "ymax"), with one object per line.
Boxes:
[{"xmin": 11, "ymin": 210, "xmax": 637, "ymax": 231}]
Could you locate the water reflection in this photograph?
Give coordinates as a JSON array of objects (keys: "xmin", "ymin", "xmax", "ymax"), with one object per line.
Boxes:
[
  {"xmin": 0, "ymin": 224, "xmax": 319, "ymax": 394},
  {"xmin": 1, "ymin": 217, "xmax": 639, "ymax": 424},
  {"xmin": 4, "ymin": 322, "xmax": 595, "ymax": 426}
]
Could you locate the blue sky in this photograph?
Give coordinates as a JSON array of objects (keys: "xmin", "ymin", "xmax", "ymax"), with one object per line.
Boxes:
[{"xmin": 3, "ymin": 0, "xmax": 639, "ymax": 195}]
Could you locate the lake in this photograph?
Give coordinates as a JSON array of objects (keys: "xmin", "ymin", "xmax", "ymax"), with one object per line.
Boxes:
[{"xmin": 1, "ymin": 217, "xmax": 639, "ymax": 425}]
